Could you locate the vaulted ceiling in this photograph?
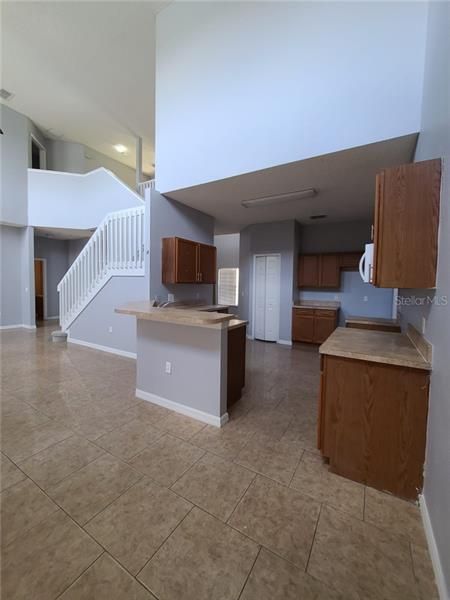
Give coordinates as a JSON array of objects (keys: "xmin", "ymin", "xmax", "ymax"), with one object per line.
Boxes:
[{"xmin": 1, "ymin": 1, "xmax": 171, "ymax": 175}]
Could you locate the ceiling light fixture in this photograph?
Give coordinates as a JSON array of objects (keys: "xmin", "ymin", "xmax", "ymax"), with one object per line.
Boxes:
[
  {"xmin": 241, "ymin": 188, "xmax": 317, "ymax": 208},
  {"xmin": 113, "ymin": 144, "xmax": 128, "ymax": 154}
]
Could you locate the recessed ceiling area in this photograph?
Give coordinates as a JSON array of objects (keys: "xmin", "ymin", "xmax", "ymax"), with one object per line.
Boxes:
[
  {"xmin": 164, "ymin": 134, "xmax": 417, "ymax": 233},
  {"xmin": 1, "ymin": 1, "xmax": 171, "ymax": 175},
  {"xmin": 35, "ymin": 227, "xmax": 93, "ymax": 240}
]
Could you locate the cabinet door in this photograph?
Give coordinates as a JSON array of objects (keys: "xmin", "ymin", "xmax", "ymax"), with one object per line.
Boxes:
[
  {"xmin": 298, "ymin": 255, "xmax": 320, "ymax": 287},
  {"xmin": 292, "ymin": 309, "xmax": 315, "ymax": 342},
  {"xmin": 339, "ymin": 252, "xmax": 361, "ymax": 270},
  {"xmin": 319, "ymin": 255, "xmax": 340, "ymax": 287},
  {"xmin": 313, "ymin": 314, "xmax": 337, "ymax": 343},
  {"xmin": 198, "ymin": 244, "xmax": 217, "ymax": 283},
  {"xmin": 373, "ymin": 159, "xmax": 441, "ymax": 288},
  {"xmin": 175, "ymin": 238, "xmax": 198, "ymax": 283}
]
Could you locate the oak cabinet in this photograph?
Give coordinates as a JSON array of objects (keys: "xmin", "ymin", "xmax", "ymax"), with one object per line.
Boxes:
[
  {"xmin": 373, "ymin": 159, "xmax": 441, "ymax": 288},
  {"xmin": 318, "ymin": 354, "xmax": 430, "ymax": 500},
  {"xmin": 298, "ymin": 252, "xmax": 361, "ymax": 289},
  {"xmin": 292, "ymin": 308, "xmax": 338, "ymax": 344},
  {"xmin": 162, "ymin": 237, "xmax": 217, "ymax": 284}
]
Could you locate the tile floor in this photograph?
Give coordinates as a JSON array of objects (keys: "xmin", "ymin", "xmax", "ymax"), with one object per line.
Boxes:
[{"xmin": 0, "ymin": 322, "xmax": 439, "ymax": 600}]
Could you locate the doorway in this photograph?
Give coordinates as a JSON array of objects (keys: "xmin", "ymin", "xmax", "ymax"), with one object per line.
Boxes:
[
  {"xmin": 34, "ymin": 258, "xmax": 46, "ymax": 321},
  {"xmin": 30, "ymin": 135, "xmax": 46, "ymax": 169},
  {"xmin": 253, "ymin": 254, "xmax": 281, "ymax": 342}
]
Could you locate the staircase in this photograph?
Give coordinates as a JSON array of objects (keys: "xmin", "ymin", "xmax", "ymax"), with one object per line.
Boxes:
[{"xmin": 58, "ymin": 205, "xmax": 146, "ymax": 331}]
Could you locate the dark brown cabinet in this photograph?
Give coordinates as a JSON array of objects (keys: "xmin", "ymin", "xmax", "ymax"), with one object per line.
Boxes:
[
  {"xmin": 298, "ymin": 252, "xmax": 360, "ymax": 289},
  {"xmin": 318, "ymin": 354, "xmax": 430, "ymax": 500},
  {"xmin": 162, "ymin": 237, "xmax": 217, "ymax": 284},
  {"xmin": 227, "ymin": 323, "xmax": 246, "ymax": 407},
  {"xmin": 373, "ymin": 158, "xmax": 441, "ymax": 289},
  {"xmin": 292, "ymin": 308, "xmax": 338, "ymax": 344}
]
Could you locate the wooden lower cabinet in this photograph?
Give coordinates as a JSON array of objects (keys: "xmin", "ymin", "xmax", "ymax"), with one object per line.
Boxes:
[
  {"xmin": 318, "ymin": 354, "xmax": 429, "ymax": 500},
  {"xmin": 227, "ymin": 324, "xmax": 246, "ymax": 407},
  {"xmin": 292, "ymin": 308, "xmax": 338, "ymax": 344}
]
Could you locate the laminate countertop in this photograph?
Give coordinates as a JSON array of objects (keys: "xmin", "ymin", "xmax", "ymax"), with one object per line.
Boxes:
[
  {"xmin": 345, "ymin": 315, "xmax": 400, "ymax": 327},
  {"xmin": 293, "ymin": 300, "xmax": 340, "ymax": 311},
  {"xmin": 319, "ymin": 327, "xmax": 431, "ymax": 370},
  {"xmin": 116, "ymin": 301, "xmax": 234, "ymax": 328}
]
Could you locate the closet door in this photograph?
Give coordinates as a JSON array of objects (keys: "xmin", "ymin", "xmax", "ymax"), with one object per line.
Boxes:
[
  {"xmin": 264, "ymin": 255, "xmax": 280, "ymax": 341},
  {"xmin": 254, "ymin": 256, "xmax": 267, "ymax": 341}
]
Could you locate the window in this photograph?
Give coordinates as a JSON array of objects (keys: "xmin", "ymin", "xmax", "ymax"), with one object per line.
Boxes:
[{"xmin": 218, "ymin": 268, "xmax": 239, "ymax": 306}]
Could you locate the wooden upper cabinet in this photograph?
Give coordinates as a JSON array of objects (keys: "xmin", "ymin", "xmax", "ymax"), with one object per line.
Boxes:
[
  {"xmin": 198, "ymin": 243, "xmax": 217, "ymax": 284},
  {"xmin": 339, "ymin": 252, "xmax": 362, "ymax": 270},
  {"xmin": 298, "ymin": 255, "xmax": 320, "ymax": 287},
  {"xmin": 319, "ymin": 254, "xmax": 340, "ymax": 287},
  {"xmin": 373, "ymin": 159, "xmax": 441, "ymax": 289},
  {"xmin": 162, "ymin": 237, "xmax": 217, "ymax": 284}
]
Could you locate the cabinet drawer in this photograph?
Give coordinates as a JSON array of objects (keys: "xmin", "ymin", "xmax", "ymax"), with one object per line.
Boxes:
[
  {"xmin": 314, "ymin": 309, "xmax": 337, "ymax": 318},
  {"xmin": 293, "ymin": 308, "xmax": 314, "ymax": 317}
]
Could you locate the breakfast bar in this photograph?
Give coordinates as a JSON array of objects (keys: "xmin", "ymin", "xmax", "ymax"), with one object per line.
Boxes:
[{"xmin": 116, "ymin": 301, "xmax": 247, "ymax": 427}]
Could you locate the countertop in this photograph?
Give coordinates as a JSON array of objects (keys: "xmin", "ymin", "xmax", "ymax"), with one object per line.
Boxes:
[
  {"xmin": 116, "ymin": 301, "xmax": 234, "ymax": 328},
  {"xmin": 293, "ymin": 300, "xmax": 340, "ymax": 311},
  {"xmin": 319, "ymin": 327, "xmax": 431, "ymax": 370},
  {"xmin": 165, "ymin": 303, "xmax": 231, "ymax": 312},
  {"xmin": 345, "ymin": 315, "xmax": 400, "ymax": 327}
]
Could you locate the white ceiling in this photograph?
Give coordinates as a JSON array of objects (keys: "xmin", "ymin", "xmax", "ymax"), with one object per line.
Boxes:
[
  {"xmin": 1, "ymin": 1, "xmax": 171, "ymax": 175},
  {"xmin": 164, "ymin": 135, "xmax": 418, "ymax": 234}
]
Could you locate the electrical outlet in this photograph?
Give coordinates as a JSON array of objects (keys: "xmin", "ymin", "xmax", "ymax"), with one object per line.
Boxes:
[
  {"xmin": 168, "ymin": 293, "xmax": 175, "ymax": 303},
  {"xmin": 165, "ymin": 361, "xmax": 172, "ymax": 374},
  {"xmin": 363, "ymin": 296, "xmax": 368, "ymax": 302},
  {"xmin": 108, "ymin": 326, "xmax": 113, "ymax": 333}
]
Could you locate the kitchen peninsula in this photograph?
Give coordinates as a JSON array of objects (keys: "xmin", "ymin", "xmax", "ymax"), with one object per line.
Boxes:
[{"xmin": 116, "ymin": 302, "xmax": 247, "ymax": 427}]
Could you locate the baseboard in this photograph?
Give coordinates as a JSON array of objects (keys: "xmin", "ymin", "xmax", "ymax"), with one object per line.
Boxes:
[
  {"xmin": 67, "ymin": 336, "xmax": 137, "ymax": 360},
  {"xmin": 277, "ymin": 339, "xmax": 293, "ymax": 346},
  {"xmin": 0, "ymin": 324, "xmax": 36, "ymax": 330},
  {"xmin": 45, "ymin": 315, "xmax": 59, "ymax": 321},
  {"xmin": 136, "ymin": 388, "xmax": 228, "ymax": 428},
  {"xmin": 419, "ymin": 494, "xmax": 449, "ymax": 600},
  {"xmin": 246, "ymin": 334, "xmax": 254, "ymax": 340}
]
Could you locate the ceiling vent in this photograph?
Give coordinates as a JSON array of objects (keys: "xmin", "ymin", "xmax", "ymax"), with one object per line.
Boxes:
[
  {"xmin": 0, "ymin": 89, "xmax": 14, "ymax": 101},
  {"xmin": 310, "ymin": 214, "xmax": 327, "ymax": 220}
]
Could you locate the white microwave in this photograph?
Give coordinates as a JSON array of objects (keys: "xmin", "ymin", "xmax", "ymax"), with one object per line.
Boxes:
[{"xmin": 359, "ymin": 243, "xmax": 374, "ymax": 283}]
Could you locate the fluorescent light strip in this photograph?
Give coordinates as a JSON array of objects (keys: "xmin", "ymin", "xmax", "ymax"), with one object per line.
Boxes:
[{"xmin": 241, "ymin": 188, "xmax": 316, "ymax": 208}]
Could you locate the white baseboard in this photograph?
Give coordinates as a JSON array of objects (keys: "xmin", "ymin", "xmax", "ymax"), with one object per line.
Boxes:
[
  {"xmin": 68, "ymin": 336, "xmax": 137, "ymax": 360},
  {"xmin": 136, "ymin": 388, "xmax": 228, "ymax": 428},
  {"xmin": 246, "ymin": 334, "xmax": 254, "ymax": 340},
  {"xmin": 0, "ymin": 324, "xmax": 36, "ymax": 330},
  {"xmin": 277, "ymin": 339, "xmax": 293, "ymax": 346},
  {"xmin": 419, "ymin": 494, "xmax": 449, "ymax": 600}
]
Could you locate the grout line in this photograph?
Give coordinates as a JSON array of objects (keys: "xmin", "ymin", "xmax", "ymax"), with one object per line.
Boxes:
[
  {"xmin": 53, "ymin": 551, "xmax": 106, "ymax": 600},
  {"xmin": 237, "ymin": 545, "xmax": 262, "ymax": 600},
  {"xmin": 305, "ymin": 501, "xmax": 322, "ymax": 574}
]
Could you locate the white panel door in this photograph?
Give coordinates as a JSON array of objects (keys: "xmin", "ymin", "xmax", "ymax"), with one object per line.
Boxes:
[
  {"xmin": 264, "ymin": 255, "xmax": 280, "ymax": 341},
  {"xmin": 254, "ymin": 256, "xmax": 267, "ymax": 340},
  {"xmin": 253, "ymin": 254, "xmax": 280, "ymax": 342}
]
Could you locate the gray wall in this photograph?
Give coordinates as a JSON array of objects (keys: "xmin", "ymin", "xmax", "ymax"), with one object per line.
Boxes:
[
  {"xmin": 214, "ymin": 233, "xmax": 240, "ymax": 269},
  {"xmin": 239, "ymin": 220, "xmax": 296, "ymax": 342},
  {"xmin": 136, "ymin": 319, "xmax": 226, "ymax": 418},
  {"xmin": 47, "ymin": 139, "xmax": 138, "ymax": 189},
  {"xmin": 34, "ymin": 236, "xmax": 70, "ymax": 318},
  {"xmin": 69, "ymin": 276, "xmax": 147, "ymax": 356},
  {"xmin": 297, "ymin": 220, "xmax": 393, "ymax": 325},
  {"xmin": 397, "ymin": 3, "xmax": 450, "ymax": 593},
  {"xmin": 68, "ymin": 238, "xmax": 89, "ymax": 267},
  {"xmin": 0, "ymin": 224, "xmax": 35, "ymax": 327},
  {"xmin": 149, "ymin": 189, "xmax": 215, "ymax": 304}
]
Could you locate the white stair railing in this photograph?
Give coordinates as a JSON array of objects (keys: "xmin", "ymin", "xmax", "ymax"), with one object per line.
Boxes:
[
  {"xmin": 137, "ymin": 179, "xmax": 155, "ymax": 197},
  {"xmin": 57, "ymin": 205, "xmax": 146, "ymax": 331}
]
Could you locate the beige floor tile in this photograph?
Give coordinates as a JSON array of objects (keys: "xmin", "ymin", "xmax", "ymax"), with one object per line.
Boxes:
[
  {"xmin": 131, "ymin": 400, "xmax": 171, "ymax": 425},
  {"xmin": 1, "ymin": 477, "xmax": 59, "ymax": 545},
  {"xmin": 2, "ymin": 420, "xmax": 73, "ymax": 463},
  {"xmin": 190, "ymin": 423, "xmax": 254, "ymax": 460},
  {"xmin": 241, "ymin": 408, "xmax": 293, "ymax": 440},
  {"xmin": 411, "ymin": 543, "xmax": 440, "ymax": 600},
  {"xmin": 229, "ymin": 475, "xmax": 320, "ymax": 568},
  {"xmin": 19, "ymin": 435, "xmax": 105, "ymax": 489},
  {"xmin": 307, "ymin": 505, "xmax": 420, "ymax": 600},
  {"xmin": 86, "ymin": 478, "xmax": 192, "ymax": 574},
  {"xmin": 59, "ymin": 406, "xmax": 140, "ymax": 441},
  {"xmin": 0, "ymin": 453, "xmax": 26, "ymax": 491},
  {"xmin": 281, "ymin": 416, "xmax": 319, "ymax": 452},
  {"xmin": 1, "ymin": 396, "xmax": 50, "ymax": 433},
  {"xmin": 47, "ymin": 453, "xmax": 142, "ymax": 524},
  {"xmin": 364, "ymin": 486, "xmax": 427, "ymax": 547},
  {"xmin": 290, "ymin": 452, "xmax": 365, "ymax": 518},
  {"xmin": 236, "ymin": 435, "xmax": 304, "ymax": 485},
  {"xmin": 240, "ymin": 548, "xmax": 343, "ymax": 600},
  {"xmin": 156, "ymin": 412, "xmax": 206, "ymax": 440},
  {"xmin": 95, "ymin": 419, "xmax": 163, "ymax": 460},
  {"xmin": 138, "ymin": 507, "xmax": 259, "ymax": 600},
  {"xmin": 2, "ymin": 509, "xmax": 102, "ymax": 600},
  {"xmin": 130, "ymin": 434, "xmax": 204, "ymax": 487},
  {"xmin": 172, "ymin": 452, "xmax": 255, "ymax": 521},
  {"xmin": 60, "ymin": 553, "xmax": 157, "ymax": 599}
]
